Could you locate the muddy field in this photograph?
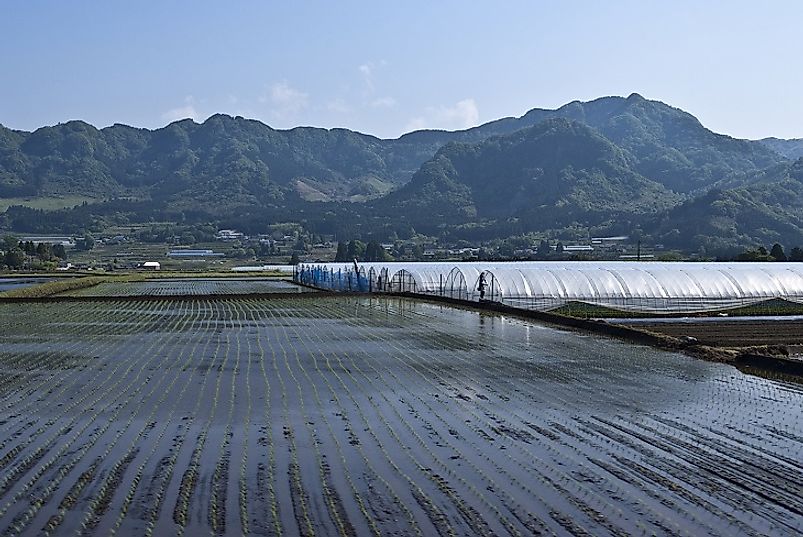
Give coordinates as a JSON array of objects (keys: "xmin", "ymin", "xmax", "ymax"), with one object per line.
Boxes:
[
  {"xmin": 1, "ymin": 295, "xmax": 802, "ymax": 536},
  {"xmin": 622, "ymin": 318, "xmax": 803, "ymax": 355}
]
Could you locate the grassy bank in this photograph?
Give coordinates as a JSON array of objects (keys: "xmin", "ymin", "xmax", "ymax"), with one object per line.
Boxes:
[{"xmin": 0, "ymin": 274, "xmax": 145, "ymax": 299}]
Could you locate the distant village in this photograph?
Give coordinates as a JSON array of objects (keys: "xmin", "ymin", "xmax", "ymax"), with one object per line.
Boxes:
[{"xmin": 2, "ymin": 223, "xmax": 682, "ymax": 272}]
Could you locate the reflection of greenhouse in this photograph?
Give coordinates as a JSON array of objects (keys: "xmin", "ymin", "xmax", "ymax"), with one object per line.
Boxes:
[{"xmin": 295, "ymin": 261, "xmax": 803, "ymax": 314}]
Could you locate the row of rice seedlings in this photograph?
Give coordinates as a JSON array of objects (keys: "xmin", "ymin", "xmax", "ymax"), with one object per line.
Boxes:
[
  {"xmin": 227, "ymin": 300, "xmax": 255, "ymax": 535},
  {"xmin": 659, "ymin": 411, "xmax": 803, "ymax": 479},
  {"xmin": 0, "ymin": 304, "xmax": 87, "ymax": 394},
  {"xmin": 279, "ymin": 312, "xmax": 365, "ymax": 537},
  {"xmin": 263, "ymin": 300, "xmax": 347, "ymax": 537},
  {"xmin": 0, "ymin": 323, "xmax": 139, "ymax": 488},
  {"xmin": 468, "ymin": 336, "xmax": 800, "ymax": 532},
  {"xmin": 589, "ymin": 415, "xmax": 803, "ymax": 533},
  {"xmin": 575, "ymin": 416, "xmax": 773, "ymax": 535},
  {"xmin": 257, "ymin": 300, "xmax": 380, "ymax": 537},
  {"xmin": 68, "ymin": 279, "xmax": 294, "ymax": 297},
  {"xmin": 627, "ymin": 413, "xmax": 801, "ymax": 505},
  {"xmin": 266, "ymin": 303, "xmax": 315, "ymax": 537},
  {"xmin": 0, "ymin": 304, "xmax": 94, "ymax": 426},
  {"xmin": 207, "ymin": 300, "xmax": 243, "ymax": 536},
  {"xmin": 248, "ymin": 300, "xmax": 282, "ymax": 535},
  {"xmin": 70, "ymin": 299, "xmax": 202, "ymax": 535},
  {"xmin": 266, "ymin": 299, "xmax": 437, "ymax": 536},
  {"xmin": 360, "ymin": 301, "xmax": 669, "ymax": 534},
  {"xmin": 310, "ymin": 300, "xmax": 520, "ymax": 535},
  {"xmin": 298, "ymin": 299, "xmax": 525, "ymax": 536},
  {"xmin": 134, "ymin": 299, "xmax": 219, "ymax": 536},
  {"xmin": 0, "ymin": 300, "xmax": 162, "ymax": 440},
  {"xmin": 322, "ymin": 301, "xmax": 530, "ymax": 535},
  {"xmin": 253, "ymin": 298, "xmax": 409, "ymax": 537},
  {"xmin": 105, "ymin": 300, "xmax": 221, "ymax": 536},
  {"xmin": 40, "ymin": 458, "xmax": 101, "ymax": 534},
  {"xmin": 0, "ymin": 300, "xmax": 176, "ymax": 511},
  {"xmin": 324, "ymin": 300, "xmax": 676, "ymax": 532},
  {"xmin": 173, "ymin": 301, "xmax": 235, "ymax": 537},
  {"xmin": 0, "ymin": 300, "xmax": 117, "ymax": 412},
  {"xmin": 0, "ymin": 297, "xmax": 167, "ymax": 414},
  {"xmin": 0, "ymin": 299, "xmax": 192, "ymax": 535},
  {"xmin": 272, "ymin": 298, "xmax": 459, "ymax": 536},
  {"xmin": 380, "ymin": 300, "xmax": 800, "ymax": 532},
  {"xmin": 16, "ymin": 300, "xmax": 195, "ymax": 532},
  {"xmin": 0, "ymin": 300, "xmax": 163, "ymax": 458}
]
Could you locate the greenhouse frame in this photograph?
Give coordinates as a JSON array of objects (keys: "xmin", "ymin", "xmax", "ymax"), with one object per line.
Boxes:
[{"xmin": 295, "ymin": 261, "xmax": 803, "ymax": 314}]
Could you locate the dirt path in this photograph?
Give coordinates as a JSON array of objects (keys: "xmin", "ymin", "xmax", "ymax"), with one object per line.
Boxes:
[{"xmin": 623, "ymin": 319, "xmax": 803, "ymax": 349}]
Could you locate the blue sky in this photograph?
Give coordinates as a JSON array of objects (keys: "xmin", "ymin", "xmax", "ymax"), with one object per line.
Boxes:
[{"xmin": 1, "ymin": 1, "xmax": 801, "ymax": 139}]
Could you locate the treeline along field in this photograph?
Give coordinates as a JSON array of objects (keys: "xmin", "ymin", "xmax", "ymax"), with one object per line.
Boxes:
[{"xmin": 0, "ymin": 295, "xmax": 802, "ymax": 535}]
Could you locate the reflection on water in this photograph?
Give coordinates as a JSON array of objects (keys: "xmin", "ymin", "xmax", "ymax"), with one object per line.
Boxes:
[{"xmin": 0, "ymin": 278, "xmax": 56, "ymax": 292}]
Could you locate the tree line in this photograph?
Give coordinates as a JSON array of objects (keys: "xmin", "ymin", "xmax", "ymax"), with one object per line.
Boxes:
[
  {"xmin": 334, "ymin": 240, "xmax": 392, "ymax": 262},
  {"xmin": 1, "ymin": 236, "xmax": 68, "ymax": 270},
  {"xmin": 734, "ymin": 243, "xmax": 803, "ymax": 262}
]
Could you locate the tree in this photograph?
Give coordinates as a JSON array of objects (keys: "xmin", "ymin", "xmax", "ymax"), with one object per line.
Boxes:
[
  {"xmin": 3, "ymin": 248, "xmax": 25, "ymax": 269},
  {"xmin": 364, "ymin": 241, "xmax": 390, "ymax": 262},
  {"xmin": 789, "ymin": 247, "xmax": 803, "ymax": 262},
  {"xmin": 180, "ymin": 232, "xmax": 196, "ymax": 245},
  {"xmin": 770, "ymin": 243, "xmax": 787, "ymax": 261},
  {"xmin": 346, "ymin": 239, "xmax": 366, "ymax": 260},
  {"xmin": 289, "ymin": 252, "xmax": 300, "ymax": 265},
  {"xmin": 2, "ymin": 235, "xmax": 17, "ymax": 252},
  {"xmin": 556, "ymin": 242, "xmax": 565, "ymax": 254},
  {"xmin": 75, "ymin": 233, "xmax": 95, "ymax": 251},
  {"xmin": 736, "ymin": 246, "xmax": 772, "ymax": 261},
  {"xmin": 536, "ymin": 239, "xmax": 551, "ymax": 259},
  {"xmin": 334, "ymin": 242, "xmax": 348, "ymax": 262}
]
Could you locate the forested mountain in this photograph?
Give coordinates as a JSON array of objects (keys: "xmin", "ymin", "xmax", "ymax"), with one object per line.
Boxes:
[
  {"xmin": 0, "ymin": 115, "xmax": 449, "ymax": 206},
  {"xmin": 650, "ymin": 158, "xmax": 803, "ymax": 252},
  {"xmin": 760, "ymin": 137, "xmax": 803, "ymax": 160},
  {"xmin": 0, "ymin": 94, "xmax": 790, "ymax": 206},
  {"xmin": 379, "ymin": 119, "xmax": 680, "ymax": 233},
  {"xmin": 1, "ymin": 95, "xmax": 802, "ymax": 253},
  {"xmin": 399, "ymin": 93, "xmax": 785, "ymax": 193}
]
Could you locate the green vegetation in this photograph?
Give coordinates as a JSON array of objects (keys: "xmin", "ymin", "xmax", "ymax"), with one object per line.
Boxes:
[
  {"xmin": 2, "ymin": 95, "xmax": 802, "ymax": 254},
  {"xmin": 0, "ymin": 276, "xmax": 122, "ymax": 298},
  {"xmin": 334, "ymin": 240, "xmax": 391, "ymax": 262},
  {"xmin": 0, "ymin": 195, "xmax": 96, "ymax": 213},
  {"xmin": 1, "ymin": 235, "xmax": 67, "ymax": 270},
  {"xmin": 760, "ymin": 137, "xmax": 803, "ymax": 160}
]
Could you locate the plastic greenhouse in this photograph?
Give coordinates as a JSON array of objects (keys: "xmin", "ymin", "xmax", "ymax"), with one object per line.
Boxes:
[{"xmin": 295, "ymin": 261, "xmax": 803, "ymax": 314}]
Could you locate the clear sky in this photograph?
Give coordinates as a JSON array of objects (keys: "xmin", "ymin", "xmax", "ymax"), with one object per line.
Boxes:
[{"xmin": 1, "ymin": 1, "xmax": 801, "ymax": 139}]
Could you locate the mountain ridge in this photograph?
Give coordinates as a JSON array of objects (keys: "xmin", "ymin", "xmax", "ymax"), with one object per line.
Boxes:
[{"xmin": 2, "ymin": 95, "xmax": 802, "ymax": 253}]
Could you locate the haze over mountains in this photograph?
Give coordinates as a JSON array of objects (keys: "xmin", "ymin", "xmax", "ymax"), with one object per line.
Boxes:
[{"xmin": 1, "ymin": 94, "xmax": 802, "ymax": 254}]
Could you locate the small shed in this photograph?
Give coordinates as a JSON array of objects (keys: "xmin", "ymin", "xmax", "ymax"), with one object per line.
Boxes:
[{"xmin": 141, "ymin": 261, "xmax": 161, "ymax": 271}]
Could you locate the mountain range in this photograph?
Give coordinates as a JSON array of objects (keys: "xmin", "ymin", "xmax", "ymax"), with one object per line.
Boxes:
[{"xmin": 1, "ymin": 94, "xmax": 802, "ymax": 254}]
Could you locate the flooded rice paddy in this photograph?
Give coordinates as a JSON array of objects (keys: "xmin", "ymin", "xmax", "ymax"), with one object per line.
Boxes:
[
  {"xmin": 61, "ymin": 278, "xmax": 311, "ymax": 297},
  {"xmin": 0, "ymin": 295, "xmax": 801, "ymax": 536},
  {"xmin": 0, "ymin": 278, "xmax": 57, "ymax": 293}
]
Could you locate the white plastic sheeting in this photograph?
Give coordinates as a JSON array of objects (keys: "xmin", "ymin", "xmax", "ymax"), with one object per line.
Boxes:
[{"xmin": 300, "ymin": 261, "xmax": 803, "ymax": 313}]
